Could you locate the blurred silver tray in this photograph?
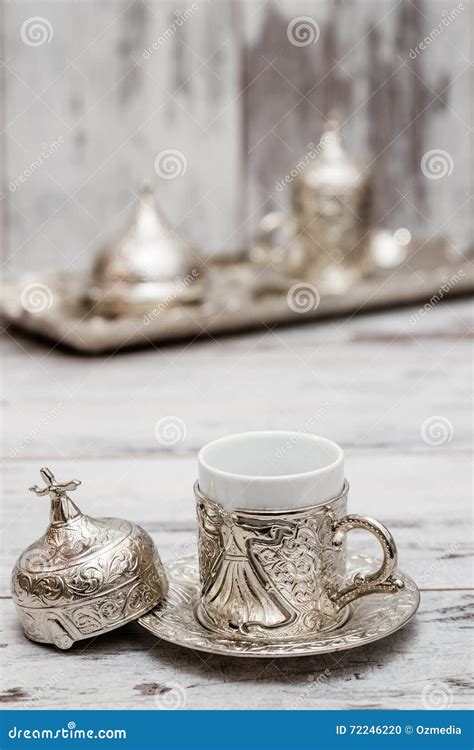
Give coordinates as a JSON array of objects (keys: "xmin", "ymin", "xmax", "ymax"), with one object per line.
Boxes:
[{"xmin": 1, "ymin": 238, "xmax": 472, "ymax": 354}]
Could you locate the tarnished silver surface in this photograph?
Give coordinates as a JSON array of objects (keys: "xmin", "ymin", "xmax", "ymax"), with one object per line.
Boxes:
[
  {"xmin": 1, "ymin": 236, "xmax": 471, "ymax": 353},
  {"xmin": 194, "ymin": 482, "xmax": 402, "ymax": 640},
  {"xmin": 139, "ymin": 554, "xmax": 419, "ymax": 657},
  {"xmin": 11, "ymin": 468, "xmax": 168, "ymax": 649},
  {"xmin": 86, "ymin": 184, "xmax": 204, "ymax": 316}
]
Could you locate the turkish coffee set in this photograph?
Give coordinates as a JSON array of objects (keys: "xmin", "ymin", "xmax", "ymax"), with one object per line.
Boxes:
[
  {"xmin": 12, "ymin": 433, "xmax": 420, "ymax": 658},
  {"xmin": 10, "ymin": 120, "xmax": 461, "ymax": 655},
  {"xmin": 1, "ymin": 122, "xmax": 472, "ymax": 352}
]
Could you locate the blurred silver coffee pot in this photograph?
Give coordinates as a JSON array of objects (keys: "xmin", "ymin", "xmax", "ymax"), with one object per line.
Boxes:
[{"xmin": 252, "ymin": 121, "xmax": 372, "ymax": 288}]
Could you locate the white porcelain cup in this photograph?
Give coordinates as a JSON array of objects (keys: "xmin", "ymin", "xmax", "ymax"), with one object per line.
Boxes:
[
  {"xmin": 195, "ymin": 431, "xmax": 403, "ymax": 639},
  {"xmin": 198, "ymin": 431, "xmax": 344, "ymax": 511}
]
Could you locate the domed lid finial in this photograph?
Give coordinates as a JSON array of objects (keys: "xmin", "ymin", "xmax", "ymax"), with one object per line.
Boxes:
[{"xmin": 29, "ymin": 467, "xmax": 82, "ymax": 525}]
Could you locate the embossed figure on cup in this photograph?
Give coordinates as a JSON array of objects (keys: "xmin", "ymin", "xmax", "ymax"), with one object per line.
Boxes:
[{"xmin": 197, "ymin": 499, "xmax": 299, "ymax": 634}]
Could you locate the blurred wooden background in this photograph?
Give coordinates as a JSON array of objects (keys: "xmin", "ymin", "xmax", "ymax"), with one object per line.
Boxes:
[{"xmin": 1, "ymin": 0, "xmax": 471, "ymax": 274}]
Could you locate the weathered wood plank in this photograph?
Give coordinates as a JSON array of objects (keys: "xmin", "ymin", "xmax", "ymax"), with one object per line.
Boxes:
[
  {"xmin": 1, "ymin": 298, "xmax": 471, "ymax": 459},
  {"xmin": 0, "ymin": 591, "xmax": 471, "ymax": 709},
  {"xmin": 241, "ymin": 0, "xmax": 471, "ymax": 252},
  {"xmin": 3, "ymin": 0, "xmax": 472, "ymax": 275},
  {"xmin": 0, "ymin": 293, "xmax": 471, "ymax": 709},
  {"xmin": 4, "ymin": 0, "xmax": 242, "ymax": 273}
]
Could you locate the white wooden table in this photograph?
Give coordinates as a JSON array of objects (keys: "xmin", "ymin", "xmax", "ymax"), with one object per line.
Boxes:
[{"xmin": 1, "ymin": 299, "xmax": 472, "ymax": 710}]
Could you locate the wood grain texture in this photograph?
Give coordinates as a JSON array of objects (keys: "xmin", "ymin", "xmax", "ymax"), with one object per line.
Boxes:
[
  {"xmin": 3, "ymin": 0, "xmax": 242, "ymax": 271},
  {"xmin": 1, "ymin": 0, "xmax": 471, "ymax": 711},
  {"xmin": 0, "ymin": 299, "xmax": 472, "ymax": 708},
  {"xmin": 0, "ymin": 592, "xmax": 472, "ymax": 709},
  {"xmin": 241, "ymin": 0, "xmax": 471, "ymax": 251},
  {"xmin": 2, "ymin": 0, "xmax": 472, "ymax": 274},
  {"xmin": 2, "ymin": 299, "xmax": 472, "ymax": 458}
]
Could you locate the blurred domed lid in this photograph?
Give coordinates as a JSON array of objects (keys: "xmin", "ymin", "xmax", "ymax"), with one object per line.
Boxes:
[
  {"xmin": 92, "ymin": 184, "xmax": 197, "ymax": 286},
  {"xmin": 301, "ymin": 121, "xmax": 366, "ymax": 190}
]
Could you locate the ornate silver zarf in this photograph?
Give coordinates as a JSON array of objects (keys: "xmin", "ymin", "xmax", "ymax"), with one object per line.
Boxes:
[{"xmin": 292, "ymin": 120, "xmax": 372, "ymax": 281}]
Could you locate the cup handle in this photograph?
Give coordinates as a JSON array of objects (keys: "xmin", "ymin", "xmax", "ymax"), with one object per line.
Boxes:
[{"xmin": 328, "ymin": 514, "xmax": 404, "ymax": 610}]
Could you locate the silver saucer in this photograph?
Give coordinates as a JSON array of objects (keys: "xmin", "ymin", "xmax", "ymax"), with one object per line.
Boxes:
[{"xmin": 139, "ymin": 554, "xmax": 420, "ymax": 658}]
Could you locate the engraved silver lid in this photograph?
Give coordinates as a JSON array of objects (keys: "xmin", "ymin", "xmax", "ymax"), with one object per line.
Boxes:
[
  {"xmin": 11, "ymin": 468, "xmax": 168, "ymax": 649},
  {"xmin": 88, "ymin": 184, "xmax": 203, "ymax": 316}
]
